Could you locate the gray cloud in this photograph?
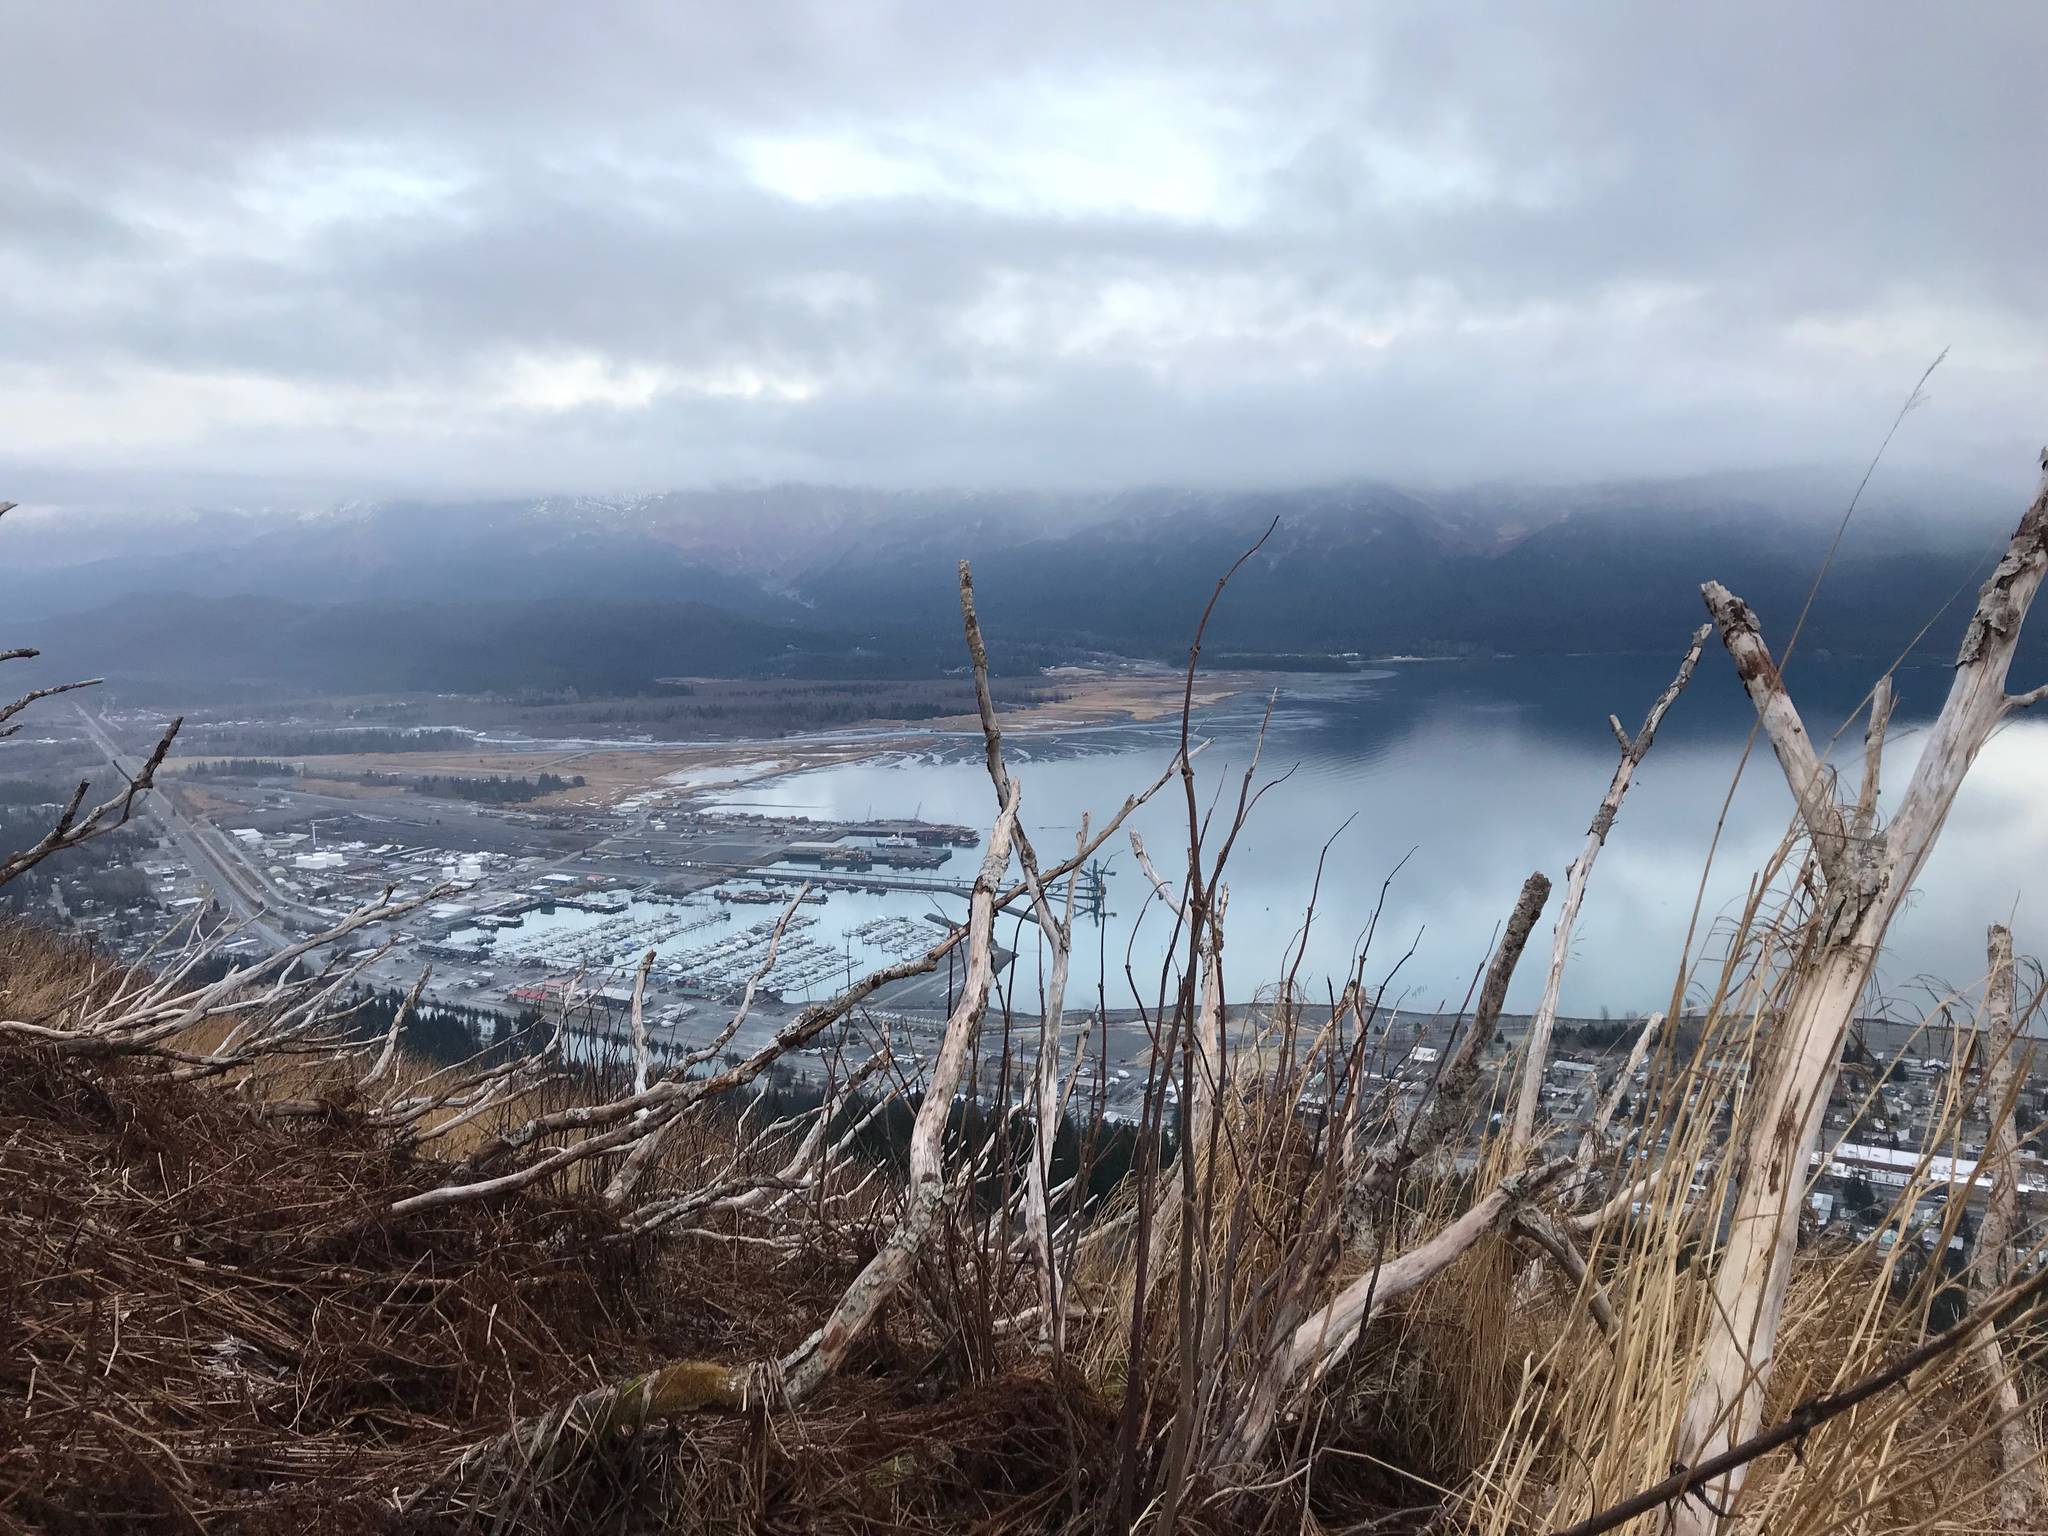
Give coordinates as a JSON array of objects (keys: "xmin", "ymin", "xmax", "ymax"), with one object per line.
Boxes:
[{"xmin": 2, "ymin": 2, "xmax": 2045, "ymax": 504}]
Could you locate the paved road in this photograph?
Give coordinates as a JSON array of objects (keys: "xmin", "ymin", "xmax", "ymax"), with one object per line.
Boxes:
[{"xmin": 76, "ymin": 707, "xmax": 297, "ymax": 951}]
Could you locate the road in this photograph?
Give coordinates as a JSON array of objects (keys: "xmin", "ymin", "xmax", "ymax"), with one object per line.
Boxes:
[{"xmin": 75, "ymin": 707, "xmax": 297, "ymax": 951}]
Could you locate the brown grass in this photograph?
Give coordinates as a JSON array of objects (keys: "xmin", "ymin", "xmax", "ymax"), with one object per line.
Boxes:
[
  {"xmin": 0, "ymin": 923, "xmax": 1133, "ymax": 1534},
  {"xmin": 4, "ymin": 876, "xmax": 2044, "ymax": 1535}
]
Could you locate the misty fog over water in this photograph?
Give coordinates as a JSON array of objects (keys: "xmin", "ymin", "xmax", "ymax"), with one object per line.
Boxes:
[{"xmin": 705, "ymin": 656, "xmax": 2048, "ymax": 1018}]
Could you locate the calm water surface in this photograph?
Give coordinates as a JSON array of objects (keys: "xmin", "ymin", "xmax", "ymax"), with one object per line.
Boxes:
[{"xmin": 697, "ymin": 656, "xmax": 2048, "ymax": 1017}]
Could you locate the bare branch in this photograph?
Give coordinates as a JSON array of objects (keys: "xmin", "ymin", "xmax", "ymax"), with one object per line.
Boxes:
[
  {"xmin": 1354, "ymin": 871, "xmax": 1550, "ymax": 1200},
  {"xmin": 1701, "ymin": 582, "xmax": 1851, "ymax": 877},
  {"xmin": 776, "ymin": 779, "xmax": 1020, "ymax": 1402},
  {"xmin": 1590, "ymin": 1011, "xmax": 1662, "ymax": 1151},
  {"xmin": 1129, "ymin": 828, "xmax": 1185, "ymax": 921},
  {"xmin": 1672, "ymin": 455, "xmax": 2048, "ymax": 1527},
  {"xmin": 358, "ymin": 968, "xmax": 429, "ymax": 1090},
  {"xmin": 1444, "ymin": 870, "xmax": 1552, "ymax": 1108},
  {"xmin": 605, "ymin": 883, "xmax": 813, "ymax": 1204},
  {"xmin": 1017, "ymin": 819, "xmax": 1082, "ymax": 1351},
  {"xmin": 0, "ymin": 716, "xmax": 181, "ymax": 887},
  {"xmin": 627, "ymin": 948, "xmax": 655, "ymax": 1098},
  {"xmin": 1968, "ymin": 922, "xmax": 2044, "ymax": 1527},
  {"xmin": 1509, "ymin": 1204, "xmax": 1615, "ymax": 1338},
  {"xmin": 1509, "ymin": 626, "xmax": 1706, "ymax": 1156},
  {"xmin": 1851, "ymin": 674, "xmax": 1896, "ymax": 839},
  {"xmin": 1222, "ymin": 1156, "xmax": 1573, "ymax": 1466},
  {"xmin": 0, "ymin": 676, "xmax": 102, "ymax": 736}
]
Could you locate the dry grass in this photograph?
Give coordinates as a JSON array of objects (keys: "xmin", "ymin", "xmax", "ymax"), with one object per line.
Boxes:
[
  {"xmin": 3, "ymin": 854, "xmax": 2043, "ymax": 1535},
  {"xmin": 0, "ymin": 923, "xmax": 1132, "ymax": 1534},
  {"xmin": 1450, "ymin": 875, "xmax": 2048, "ymax": 1536}
]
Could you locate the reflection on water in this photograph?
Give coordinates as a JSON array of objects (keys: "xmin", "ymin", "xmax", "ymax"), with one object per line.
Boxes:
[{"xmin": 703, "ymin": 656, "xmax": 2048, "ymax": 1015}]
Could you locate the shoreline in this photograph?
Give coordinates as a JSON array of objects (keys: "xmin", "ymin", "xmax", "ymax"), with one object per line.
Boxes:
[{"xmin": 162, "ymin": 665, "xmax": 1293, "ymax": 813}]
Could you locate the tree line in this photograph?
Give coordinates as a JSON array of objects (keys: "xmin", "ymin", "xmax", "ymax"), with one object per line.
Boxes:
[
  {"xmin": 184, "ymin": 758, "xmax": 299, "ymax": 779},
  {"xmin": 359, "ymin": 770, "xmax": 585, "ymax": 804},
  {"xmin": 178, "ymin": 727, "xmax": 475, "ymax": 757}
]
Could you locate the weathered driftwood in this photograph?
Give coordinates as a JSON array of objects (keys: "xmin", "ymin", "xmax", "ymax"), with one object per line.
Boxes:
[{"xmin": 1669, "ymin": 456, "xmax": 2048, "ymax": 1531}]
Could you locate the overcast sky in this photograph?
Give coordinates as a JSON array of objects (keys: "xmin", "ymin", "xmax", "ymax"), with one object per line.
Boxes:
[{"xmin": 3, "ymin": 3, "xmax": 2044, "ymax": 503}]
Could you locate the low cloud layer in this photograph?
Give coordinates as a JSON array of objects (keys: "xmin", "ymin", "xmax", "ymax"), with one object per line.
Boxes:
[{"xmin": 3, "ymin": 3, "xmax": 2044, "ymax": 502}]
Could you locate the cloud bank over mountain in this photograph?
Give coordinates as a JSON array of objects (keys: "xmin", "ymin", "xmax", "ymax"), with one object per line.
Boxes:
[{"xmin": 3, "ymin": 3, "xmax": 2046, "ymax": 505}]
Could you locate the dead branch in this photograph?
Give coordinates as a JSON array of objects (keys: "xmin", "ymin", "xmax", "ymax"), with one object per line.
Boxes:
[
  {"xmin": 1509, "ymin": 627, "xmax": 1707, "ymax": 1157},
  {"xmin": 1671, "ymin": 452, "xmax": 2048, "ymax": 1528},
  {"xmin": 1221, "ymin": 1155, "xmax": 1574, "ymax": 1466},
  {"xmin": 1850, "ymin": 674, "xmax": 1895, "ymax": 840},
  {"xmin": 0, "ymin": 715, "xmax": 182, "ymax": 887},
  {"xmin": 1557, "ymin": 1010, "xmax": 1665, "ymax": 1216},
  {"xmin": 1510, "ymin": 1203, "xmax": 1616, "ymax": 1338},
  {"xmin": 627, "ymin": 948, "xmax": 655, "ymax": 1098},
  {"xmin": 1354, "ymin": 871, "xmax": 1551, "ymax": 1200},
  {"xmin": 1699, "ymin": 582, "xmax": 1853, "ymax": 881},
  {"xmin": 0, "ymin": 884, "xmax": 444, "ymax": 1064},
  {"xmin": 1018, "ymin": 822, "xmax": 1081, "ymax": 1351},
  {"xmin": 776, "ymin": 779, "xmax": 1019, "ymax": 1402},
  {"xmin": 1437, "ymin": 872, "xmax": 1552, "ymax": 1114},
  {"xmin": 358, "ymin": 968, "xmax": 428, "ymax": 1090},
  {"xmin": 624, "ymin": 1044, "xmax": 898, "ymax": 1237},
  {"xmin": 0, "ymin": 676, "xmax": 104, "ymax": 738},
  {"xmin": 1969, "ymin": 922, "xmax": 2043, "ymax": 1528},
  {"xmin": 1588, "ymin": 1010, "xmax": 1663, "ymax": 1152}
]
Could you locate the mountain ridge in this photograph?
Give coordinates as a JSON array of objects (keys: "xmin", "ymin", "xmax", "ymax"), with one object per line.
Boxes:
[{"xmin": 8, "ymin": 468, "xmax": 2031, "ymax": 695}]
